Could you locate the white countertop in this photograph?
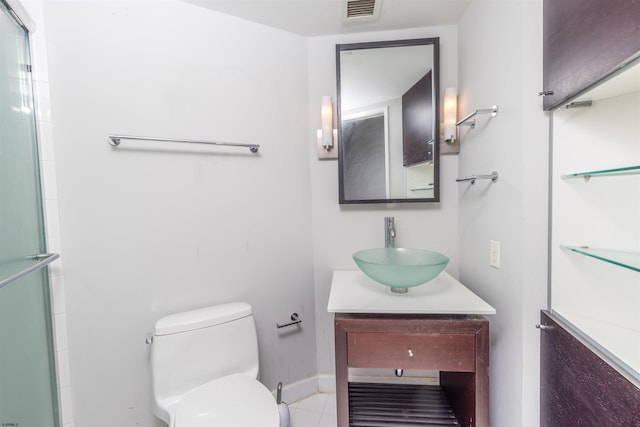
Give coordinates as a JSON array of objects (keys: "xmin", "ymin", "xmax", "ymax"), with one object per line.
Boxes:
[{"xmin": 327, "ymin": 270, "xmax": 496, "ymax": 315}]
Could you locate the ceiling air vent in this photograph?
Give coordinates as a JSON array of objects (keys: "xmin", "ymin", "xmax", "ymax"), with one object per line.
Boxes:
[{"xmin": 344, "ymin": 0, "xmax": 381, "ymax": 21}]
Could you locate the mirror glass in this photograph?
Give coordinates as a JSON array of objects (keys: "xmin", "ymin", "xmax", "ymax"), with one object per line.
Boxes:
[{"xmin": 337, "ymin": 38, "xmax": 440, "ymax": 204}]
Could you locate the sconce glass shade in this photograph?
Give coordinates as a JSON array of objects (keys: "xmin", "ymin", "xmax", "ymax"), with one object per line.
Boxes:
[
  {"xmin": 321, "ymin": 96, "xmax": 334, "ymax": 149},
  {"xmin": 443, "ymin": 88, "xmax": 457, "ymax": 143}
]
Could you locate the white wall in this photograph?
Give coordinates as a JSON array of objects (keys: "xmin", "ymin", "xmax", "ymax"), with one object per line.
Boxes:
[
  {"xmin": 307, "ymin": 25, "xmax": 460, "ymax": 380},
  {"xmin": 37, "ymin": 1, "xmax": 554, "ymax": 426},
  {"xmin": 457, "ymin": 1, "xmax": 547, "ymax": 426},
  {"xmin": 41, "ymin": 2, "xmax": 316, "ymax": 426}
]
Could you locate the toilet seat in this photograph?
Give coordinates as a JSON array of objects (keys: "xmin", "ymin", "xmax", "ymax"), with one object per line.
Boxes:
[{"xmin": 173, "ymin": 373, "xmax": 279, "ymax": 427}]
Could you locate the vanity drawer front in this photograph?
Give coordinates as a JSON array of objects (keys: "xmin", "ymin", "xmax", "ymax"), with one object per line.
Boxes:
[{"xmin": 347, "ymin": 332, "xmax": 475, "ymax": 372}]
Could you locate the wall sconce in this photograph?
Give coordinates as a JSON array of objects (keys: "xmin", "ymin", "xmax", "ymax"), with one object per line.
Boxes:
[
  {"xmin": 444, "ymin": 88, "xmax": 457, "ymax": 143},
  {"xmin": 317, "ymin": 96, "xmax": 338, "ymax": 159},
  {"xmin": 441, "ymin": 87, "xmax": 459, "ymax": 154}
]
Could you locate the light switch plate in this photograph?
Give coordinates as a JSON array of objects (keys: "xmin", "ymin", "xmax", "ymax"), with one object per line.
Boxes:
[{"xmin": 490, "ymin": 240, "xmax": 501, "ymax": 269}]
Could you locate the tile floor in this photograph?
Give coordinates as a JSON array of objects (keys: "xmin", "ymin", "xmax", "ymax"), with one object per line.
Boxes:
[{"xmin": 288, "ymin": 392, "xmax": 337, "ymax": 427}]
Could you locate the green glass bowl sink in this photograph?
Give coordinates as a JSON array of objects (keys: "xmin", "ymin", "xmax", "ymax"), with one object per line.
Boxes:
[{"xmin": 353, "ymin": 248, "xmax": 449, "ymax": 293}]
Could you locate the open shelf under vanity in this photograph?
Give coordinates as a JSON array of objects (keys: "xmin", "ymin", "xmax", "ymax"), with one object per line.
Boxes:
[{"xmin": 348, "ymin": 382, "xmax": 460, "ymax": 426}]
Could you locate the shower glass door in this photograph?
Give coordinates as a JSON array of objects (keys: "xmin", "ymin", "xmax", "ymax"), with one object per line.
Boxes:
[{"xmin": 0, "ymin": 1, "xmax": 59, "ymax": 426}]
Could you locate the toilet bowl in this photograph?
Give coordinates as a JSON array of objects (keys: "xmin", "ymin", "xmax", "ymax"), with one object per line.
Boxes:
[
  {"xmin": 174, "ymin": 374, "xmax": 277, "ymax": 426},
  {"xmin": 150, "ymin": 302, "xmax": 279, "ymax": 426}
]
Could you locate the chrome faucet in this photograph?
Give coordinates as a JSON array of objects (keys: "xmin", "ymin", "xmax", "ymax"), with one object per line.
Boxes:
[{"xmin": 385, "ymin": 217, "xmax": 396, "ymax": 248}]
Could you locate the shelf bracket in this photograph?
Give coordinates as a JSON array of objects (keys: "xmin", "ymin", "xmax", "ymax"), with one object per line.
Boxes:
[{"xmin": 456, "ymin": 105, "xmax": 499, "ymax": 128}]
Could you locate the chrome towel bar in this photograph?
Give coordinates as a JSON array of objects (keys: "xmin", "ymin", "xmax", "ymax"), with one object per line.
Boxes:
[
  {"xmin": 0, "ymin": 253, "xmax": 60, "ymax": 290},
  {"xmin": 108, "ymin": 134, "xmax": 260, "ymax": 153},
  {"xmin": 456, "ymin": 171, "xmax": 499, "ymax": 184},
  {"xmin": 456, "ymin": 105, "xmax": 499, "ymax": 128}
]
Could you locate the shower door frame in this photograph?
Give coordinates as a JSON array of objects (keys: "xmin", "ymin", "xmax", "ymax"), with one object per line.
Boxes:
[{"xmin": 0, "ymin": 0, "xmax": 60, "ymax": 426}]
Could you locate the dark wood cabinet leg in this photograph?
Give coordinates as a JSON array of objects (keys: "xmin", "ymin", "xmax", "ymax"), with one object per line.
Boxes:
[
  {"xmin": 441, "ymin": 322, "xmax": 489, "ymax": 427},
  {"xmin": 334, "ymin": 319, "xmax": 349, "ymax": 427}
]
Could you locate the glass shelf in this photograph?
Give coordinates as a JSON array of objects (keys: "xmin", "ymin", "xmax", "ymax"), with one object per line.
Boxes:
[
  {"xmin": 561, "ymin": 165, "xmax": 640, "ymax": 179},
  {"xmin": 560, "ymin": 245, "xmax": 640, "ymax": 273}
]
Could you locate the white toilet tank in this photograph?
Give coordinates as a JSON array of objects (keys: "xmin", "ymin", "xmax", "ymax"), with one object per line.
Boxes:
[{"xmin": 150, "ymin": 302, "xmax": 260, "ymax": 421}]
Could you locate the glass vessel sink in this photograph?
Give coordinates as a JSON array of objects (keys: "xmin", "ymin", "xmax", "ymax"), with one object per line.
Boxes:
[{"xmin": 353, "ymin": 248, "xmax": 449, "ymax": 293}]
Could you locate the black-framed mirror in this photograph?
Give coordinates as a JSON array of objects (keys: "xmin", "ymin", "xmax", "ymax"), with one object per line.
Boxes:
[{"xmin": 337, "ymin": 38, "xmax": 440, "ymax": 204}]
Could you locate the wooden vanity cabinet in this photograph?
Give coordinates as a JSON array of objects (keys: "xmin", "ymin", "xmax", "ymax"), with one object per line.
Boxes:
[
  {"xmin": 334, "ymin": 313, "xmax": 489, "ymax": 427},
  {"xmin": 542, "ymin": 0, "xmax": 640, "ymax": 110}
]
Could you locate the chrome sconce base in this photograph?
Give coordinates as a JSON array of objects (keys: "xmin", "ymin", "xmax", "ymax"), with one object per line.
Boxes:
[
  {"xmin": 317, "ymin": 129, "xmax": 338, "ymax": 159},
  {"xmin": 441, "ymin": 131, "xmax": 460, "ymax": 155}
]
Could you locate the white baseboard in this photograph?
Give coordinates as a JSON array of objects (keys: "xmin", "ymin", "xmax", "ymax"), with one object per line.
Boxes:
[{"xmin": 317, "ymin": 374, "xmax": 336, "ymax": 393}]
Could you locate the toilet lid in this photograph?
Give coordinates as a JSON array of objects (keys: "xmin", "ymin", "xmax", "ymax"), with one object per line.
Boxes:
[{"xmin": 174, "ymin": 374, "xmax": 279, "ymax": 427}]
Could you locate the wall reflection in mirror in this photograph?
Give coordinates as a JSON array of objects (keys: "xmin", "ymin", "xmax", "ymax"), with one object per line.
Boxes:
[{"xmin": 337, "ymin": 38, "xmax": 440, "ymax": 204}]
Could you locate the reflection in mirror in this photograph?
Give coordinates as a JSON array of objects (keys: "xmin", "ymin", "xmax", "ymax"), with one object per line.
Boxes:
[{"xmin": 337, "ymin": 38, "xmax": 440, "ymax": 204}]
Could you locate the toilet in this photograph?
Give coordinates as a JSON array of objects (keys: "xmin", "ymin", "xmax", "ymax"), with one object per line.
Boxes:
[{"xmin": 150, "ymin": 302, "xmax": 280, "ymax": 427}]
